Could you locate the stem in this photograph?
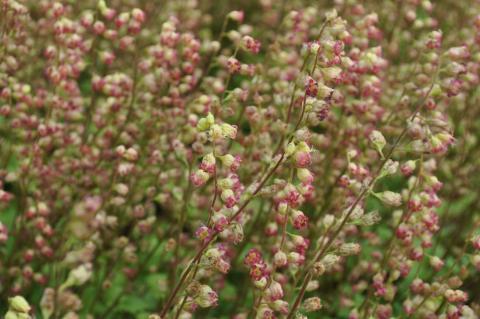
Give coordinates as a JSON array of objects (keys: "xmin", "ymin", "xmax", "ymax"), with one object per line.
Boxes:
[
  {"xmin": 159, "ymin": 152, "xmax": 286, "ymax": 318},
  {"xmin": 286, "ymin": 65, "xmax": 440, "ymax": 319},
  {"xmin": 359, "ymin": 156, "xmax": 424, "ymax": 318}
]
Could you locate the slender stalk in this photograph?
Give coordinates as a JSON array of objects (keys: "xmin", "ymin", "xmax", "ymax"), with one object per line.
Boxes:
[
  {"xmin": 286, "ymin": 63, "xmax": 440, "ymax": 319},
  {"xmin": 159, "ymin": 152, "xmax": 286, "ymax": 317}
]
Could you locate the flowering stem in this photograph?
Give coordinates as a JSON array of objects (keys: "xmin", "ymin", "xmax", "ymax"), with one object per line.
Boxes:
[
  {"xmin": 359, "ymin": 156, "xmax": 424, "ymax": 318},
  {"xmin": 286, "ymin": 66, "xmax": 440, "ymax": 318},
  {"xmin": 159, "ymin": 152, "xmax": 286, "ymax": 317}
]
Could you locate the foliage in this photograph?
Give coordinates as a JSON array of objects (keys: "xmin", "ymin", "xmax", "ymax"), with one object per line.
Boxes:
[{"xmin": 0, "ymin": 0, "xmax": 479, "ymax": 318}]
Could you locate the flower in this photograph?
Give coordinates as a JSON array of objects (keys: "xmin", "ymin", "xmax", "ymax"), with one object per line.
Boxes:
[
  {"xmin": 228, "ymin": 10, "xmax": 244, "ymax": 23},
  {"xmin": 338, "ymin": 243, "xmax": 361, "ymax": 256},
  {"xmin": 296, "ymin": 168, "xmax": 314, "ymax": 184},
  {"xmin": 62, "ymin": 263, "xmax": 92, "ymax": 289},
  {"xmin": 291, "ymin": 209, "xmax": 309, "ymax": 230},
  {"xmin": 197, "ymin": 113, "xmax": 215, "ymax": 131},
  {"xmin": 200, "ymin": 153, "xmax": 216, "ymax": 174},
  {"xmin": 305, "ymin": 76, "xmax": 318, "ymax": 97},
  {"xmin": 369, "ymin": 130, "xmax": 386, "ymax": 157},
  {"xmin": 244, "ymin": 248, "xmax": 263, "ymax": 267},
  {"xmin": 195, "ymin": 285, "xmax": 218, "ymax": 308},
  {"xmin": 273, "ymin": 251, "xmax": 288, "ymax": 267},
  {"xmin": 374, "ymin": 191, "xmax": 402, "ymax": 207},
  {"xmin": 8, "ymin": 296, "xmax": 31, "ymax": 314},
  {"xmin": 303, "ymin": 296, "xmax": 323, "ymax": 312},
  {"xmin": 190, "ymin": 169, "xmax": 210, "ymax": 187}
]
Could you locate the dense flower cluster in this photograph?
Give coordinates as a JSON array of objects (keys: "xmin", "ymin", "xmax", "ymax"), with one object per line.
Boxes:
[{"xmin": 0, "ymin": 0, "xmax": 480, "ymax": 318}]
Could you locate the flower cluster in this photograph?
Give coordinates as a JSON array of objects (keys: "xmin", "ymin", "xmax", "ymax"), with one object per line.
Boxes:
[{"xmin": 1, "ymin": 0, "xmax": 480, "ymax": 319}]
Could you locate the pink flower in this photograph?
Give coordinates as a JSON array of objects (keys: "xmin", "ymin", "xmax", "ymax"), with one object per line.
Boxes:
[
  {"xmin": 220, "ymin": 189, "xmax": 237, "ymax": 208},
  {"xmin": 212, "ymin": 212, "xmax": 229, "ymax": 232},
  {"xmin": 472, "ymin": 235, "xmax": 480, "ymax": 250},
  {"xmin": 227, "ymin": 57, "xmax": 241, "ymax": 73},
  {"xmin": 195, "ymin": 285, "xmax": 218, "ymax": 308},
  {"xmin": 195, "ymin": 225, "xmax": 213, "ymax": 242},
  {"xmin": 190, "ymin": 169, "xmax": 210, "ymax": 186},
  {"xmin": 291, "ymin": 210, "xmax": 309, "ymax": 230},
  {"xmin": 249, "ymin": 262, "xmax": 268, "ymax": 281},
  {"xmin": 294, "ymin": 151, "xmax": 311, "ymax": 168},
  {"xmin": 305, "ymin": 76, "xmax": 318, "ymax": 97},
  {"xmin": 244, "ymin": 248, "xmax": 262, "ymax": 266},
  {"xmin": 242, "ymin": 36, "xmax": 261, "ymax": 54},
  {"xmin": 228, "ymin": 10, "xmax": 244, "ymax": 23}
]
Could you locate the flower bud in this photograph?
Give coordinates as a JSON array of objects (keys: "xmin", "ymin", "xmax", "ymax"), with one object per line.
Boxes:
[
  {"xmin": 325, "ymin": 9, "xmax": 338, "ymax": 21},
  {"xmin": 288, "ymin": 251, "xmax": 305, "ymax": 265},
  {"xmin": 221, "ymin": 189, "xmax": 236, "ymax": 208},
  {"xmin": 296, "ymin": 168, "xmax": 314, "ymax": 184},
  {"xmin": 228, "ymin": 222, "xmax": 244, "ymax": 244},
  {"xmin": 195, "ymin": 285, "xmax": 218, "ymax": 308},
  {"xmin": 381, "ymin": 159, "xmax": 398, "ymax": 176},
  {"xmin": 195, "ymin": 225, "xmax": 212, "ymax": 242},
  {"xmin": 338, "ymin": 243, "xmax": 361, "ymax": 256},
  {"xmin": 321, "ymin": 66, "xmax": 342, "ymax": 82},
  {"xmin": 255, "ymin": 304, "xmax": 273, "ymax": 318},
  {"xmin": 253, "ymin": 277, "xmax": 267, "ymax": 289},
  {"xmin": 369, "ymin": 130, "xmax": 386, "ymax": 157},
  {"xmin": 375, "ymin": 191, "xmax": 402, "ymax": 207},
  {"xmin": 312, "ymin": 262, "xmax": 326, "ymax": 276},
  {"xmin": 303, "ymin": 296, "xmax": 322, "ymax": 312},
  {"xmin": 271, "ymin": 300, "xmax": 289, "ymax": 314},
  {"xmin": 212, "ymin": 212, "xmax": 228, "ymax": 231},
  {"xmin": 285, "ymin": 142, "xmax": 296, "ymax": 157},
  {"xmin": 221, "ymin": 123, "xmax": 237, "ymax": 139},
  {"xmin": 8, "ymin": 296, "xmax": 31, "ymax": 313},
  {"xmin": 472, "ymin": 235, "xmax": 480, "ymax": 250},
  {"xmin": 200, "ymin": 153, "xmax": 216, "ymax": 174},
  {"xmin": 197, "ymin": 113, "xmax": 215, "ymax": 131},
  {"xmin": 64, "ymin": 263, "xmax": 92, "ymax": 288},
  {"xmin": 274, "ymin": 251, "xmax": 288, "ymax": 268},
  {"xmin": 219, "ymin": 154, "xmax": 235, "ymax": 167},
  {"xmin": 293, "ymin": 142, "xmax": 312, "ymax": 168},
  {"xmin": 310, "ymin": 42, "xmax": 321, "ymax": 54},
  {"xmin": 471, "ymin": 255, "xmax": 480, "ymax": 271},
  {"xmin": 131, "ymin": 8, "xmax": 145, "ymax": 23},
  {"xmin": 278, "ymin": 201, "xmax": 288, "ymax": 215},
  {"xmin": 228, "ymin": 10, "xmax": 244, "ymax": 23},
  {"xmin": 190, "ymin": 169, "xmax": 210, "ymax": 187},
  {"xmin": 321, "ymin": 254, "xmax": 340, "ymax": 271},
  {"xmin": 318, "ymin": 83, "xmax": 334, "ymax": 99},
  {"xmin": 429, "ymin": 256, "xmax": 444, "ymax": 271},
  {"xmin": 290, "ymin": 209, "xmax": 309, "ymax": 230},
  {"xmin": 400, "ymin": 160, "xmax": 416, "ymax": 176}
]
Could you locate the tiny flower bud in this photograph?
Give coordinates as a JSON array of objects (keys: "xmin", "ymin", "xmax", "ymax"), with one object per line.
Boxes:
[
  {"xmin": 228, "ymin": 10, "xmax": 244, "ymax": 23},
  {"xmin": 195, "ymin": 285, "xmax": 218, "ymax": 308},
  {"xmin": 338, "ymin": 243, "xmax": 361, "ymax": 256},
  {"xmin": 321, "ymin": 254, "xmax": 340, "ymax": 271},
  {"xmin": 429, "ymin": 256, "xmax": 444, "ymax": 271},
  {"xmin": 271, "ymin": 300, "xmax": 289, "ymax": 314},
  {"xmin": 401, "ymin": 160, "xmax": 416, "ymax": 176},
  {"xmin": 296, "ymin": 168, "xmax": 314, "ymax": 184},
  {"xmin": 369, "ymin": 130, "xmax": 386, "ymax": 158},
  {"xmin": 374, "ymin": 191, "xmax": 402, "ymax": 207},
  {"xmin": 8, "ymin": 296, "xmax": 31, "ymax": 313},
  {"xmin": 312, "ymin": 262, "xmax": 326, "ymax": 276},
  {"xmin": 197, "ymin": 113, "xmax": 215, "ymax": 131},
  {"xmin": 190, "ymin": 169, "xmax": 210, "ymax": 187},
  {"xmin": 291, "ymin": 209, "xmax": 309, "ymax": 230},
  {"xmin": 303, "ymin": 296, "xmax": 322, "ymax": 312},
  {"xmin": 221, "ymin": 189, "xmax": 237, "ymax": 208},
  {"xmin": 221, "ymin": 123, "xmax": 238, "ymax": 139},
  {"xmin": 200, "ymin": 153, "xmax": 216, "ymax": 174},
  {"xmin": 274, "ymin": 251, "xmax": 288, "ymax": 268}
]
